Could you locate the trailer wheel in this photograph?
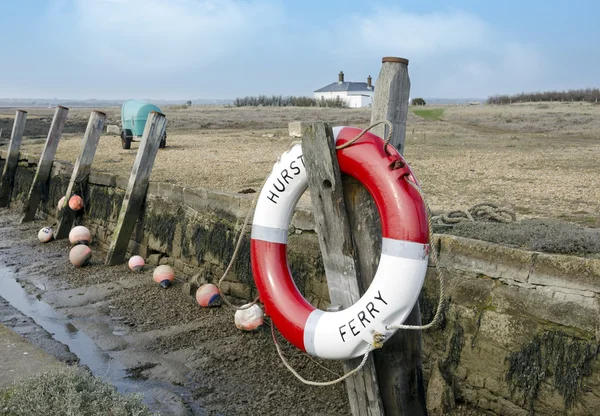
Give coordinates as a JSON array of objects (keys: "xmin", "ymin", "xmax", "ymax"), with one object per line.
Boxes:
[{"xmin": 121, "ymin": 131, "xmax": 132, "ymax": 149}]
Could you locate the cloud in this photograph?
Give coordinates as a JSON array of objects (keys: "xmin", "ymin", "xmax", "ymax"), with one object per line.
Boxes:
[{"xmin": 72, "ymin": 0, "xmax": 285, "ymax": 74}]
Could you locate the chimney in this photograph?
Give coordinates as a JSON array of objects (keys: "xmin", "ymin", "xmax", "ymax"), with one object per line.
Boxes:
[
  {"xmin": 367, "ymin": 75, "xmax": 372, "ymax": 89},
  {"xmin": 338, "ymin": 71, "xmax": 344, "ymax": 83}
]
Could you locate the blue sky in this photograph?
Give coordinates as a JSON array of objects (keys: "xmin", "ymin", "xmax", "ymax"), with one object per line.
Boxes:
[{"xmin": 2, "ymin": 0, "xmax": 599, "ymax": 100}]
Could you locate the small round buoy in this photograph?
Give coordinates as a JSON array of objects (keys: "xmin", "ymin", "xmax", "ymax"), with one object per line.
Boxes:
[
  {"xmin": 69, "ymin": 245, "xmax": 92, "ymax": 267},
  {"xmin": 68, "ymin": 195, "xmax": 84, "ymax": 211},
  {"xmin": 234, "ymin": 304, "xmax": 264, "ymax": 331},
  {"xmin": 196, "ymin": 284, "xmax": 221, "ymax": 307},
  {"xmin": 57, "ymin": 196, "xmax": 66, "ymax": 211},
  {"xmin": 69, "ymin": 225, "xmax": 91, "ymax": 245},
  {"xmin": 128, "ymin": 255, "xmax": 145, "ymax": 272},
  {"xmin": 153, "ymin": 265, "xmax": 174, "ymax": 288},
  {"xmin": 38, "ymin": 227, "xmax": 53, "ymax": 243}
]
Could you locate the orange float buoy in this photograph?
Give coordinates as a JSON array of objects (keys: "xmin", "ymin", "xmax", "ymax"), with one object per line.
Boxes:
[
  {"xmin": 68, "ymin": 195, "xmax": 84, "ymax": 211},
  {"xmin": 153, "ymin": 265, "xmax": 174, "ymax": 288},
  {"xmin": 69, "ymin": 226, "xmax": 91, "ymax": 245},
  {"xmin": 234, "ymin": 304, "xmax": 264, "ymax": 331},
  {"xmin": 196, "ymin": 284, "xmax": 221, "ymax": 307},
  {"xmin": 38, "ymin": 227, "xmax": 53, "ymax": 243},
  {"xmin": 128, "ymin": 255, "xmax": 145, "ymax": 272},
  {"xmin": 69, "ymin": 245, "xmax": 92, "ymax": 267}
]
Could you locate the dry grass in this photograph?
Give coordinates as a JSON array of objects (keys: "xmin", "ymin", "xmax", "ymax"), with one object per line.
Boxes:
[{"xmin": 1, "ymin": 102, "xmax": 599, "ymax": 226}]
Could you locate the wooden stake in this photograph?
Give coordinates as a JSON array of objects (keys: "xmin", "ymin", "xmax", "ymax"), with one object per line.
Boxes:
[
  {"xmin": 0, "ymin": 110, "xmax": 27, "ymax": 207},
  {"xmin": 302, "ymin": 123, "xmax": 384, "ymax": 416},
  {"xmin": 54, "ymin": 111, "xmax": 106, "ymax": 239},
  {"xmin": 344, "ymin": 57, "xmax": 427, "ymax": 415},
  {"xmin": 105, "ymin": 112, "xmax": 167, "ymax": 265},
  {"xmin": 20, "ymin": 106, "xmax": 69, "ymax": 222}
]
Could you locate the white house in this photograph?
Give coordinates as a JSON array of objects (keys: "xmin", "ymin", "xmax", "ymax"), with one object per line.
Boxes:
[{"xmin": 314, "ymin": 71, "xmax": 374, "ymax": 108}]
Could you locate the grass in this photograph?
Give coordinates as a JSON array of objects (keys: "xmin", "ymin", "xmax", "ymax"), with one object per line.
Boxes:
[
  {"xmin": 0, "ymin": 366, "xmax": 157, "ymax": 416},
  {"xmin": 411, "ymin": 107, "xmax": 445, "ymax": 120}
]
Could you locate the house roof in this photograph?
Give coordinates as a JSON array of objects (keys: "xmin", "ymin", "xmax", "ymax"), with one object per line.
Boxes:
[{"xmin": 314, "ymin": 82, "xmax": 374, "ymax": 93}]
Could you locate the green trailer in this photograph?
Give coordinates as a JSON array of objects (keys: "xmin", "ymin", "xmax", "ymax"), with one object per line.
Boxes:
[{"xmin": 120, "ymin": 99, "xmax": 167, "ymax": 149}]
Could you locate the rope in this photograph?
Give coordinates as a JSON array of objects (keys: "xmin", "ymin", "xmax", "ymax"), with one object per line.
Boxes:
[
  {"xmin": 335, "ymin": 120, "xmax": 394, "ymax": 153},
  {"xmin": 432, "ymin": 202, "xmax": 516, "ymax": 225}
]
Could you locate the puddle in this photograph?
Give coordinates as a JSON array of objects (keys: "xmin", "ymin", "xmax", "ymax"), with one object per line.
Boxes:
[{"xmin": 0, "ymin": 264, "xmax": 205, "ymax": 415}]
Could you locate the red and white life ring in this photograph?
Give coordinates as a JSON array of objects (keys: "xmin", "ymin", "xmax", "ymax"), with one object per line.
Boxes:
[{"xmin": 250, "ymin": 126, "xmax": 429, "ymax": 360}]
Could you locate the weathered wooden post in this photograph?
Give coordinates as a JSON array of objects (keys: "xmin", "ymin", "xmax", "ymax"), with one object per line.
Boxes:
[
  {"xmin": 303, "ymin": 123, "xmax": 384, "ymax": 416},
  {"xmin": 105, "ymin": 112, "xmax": 167, "ymax": 265},
  {"xmin": 0, "ymin": 110, "xmax": 28, "ymax": 207},
  {"xmin": 54, "ymin": 111, "xmax": 106, "ymax": 239},
  {"xmin": 20, "ymin": 106, "xmax": 69, "ymax": 222},
  {"xmin": 344, "ymin": 56, "xmax": 426, "ymax": 415}
]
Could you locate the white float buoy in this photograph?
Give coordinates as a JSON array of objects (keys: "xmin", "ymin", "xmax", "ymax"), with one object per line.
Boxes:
[
  {"xmin": 38, "ymin": 227, "xmax": 53, "ymax": 243},
  {"xmin": 234, "ymin": 304, "xmax": 264, "ymax": 331},
  {"xmin": 153, "ymin": 265, "xmax": 175, "ymax": 288},
  {"xmin": 69, "ymin": 225, "xmax": 92, "ymax": 245},
  {"xmin": 128, "ymin": 255, "xmax": 145, "ymax": 272},
  {"xmin": 57, "ymin": 196, "xmax": 66, "ymax": 212},
  {"xmin": 69, "ymin": 245, "xmax": 92, "ymax": 267},
  {"xmin": 196, "ymin": 284, "xmax": 221, "ymax": 307}
]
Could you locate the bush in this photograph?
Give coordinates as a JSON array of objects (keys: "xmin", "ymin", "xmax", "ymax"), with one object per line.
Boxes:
[
  {"xmin": 0, "ymin": 366, "xmax": 156, "ymax": 416},
  {"xmin": 439, "ymin": 219, "xmax": 600, "ymax": 257},
  {"xmin": 411, "ymin": 97, "xmax": 426, "ymax": 106},
  {"xmin": 487, "ymin": 88, "xmax": 600, "ymax": 104},
  {"xmin": 233, "ymin": 95, "xmax": 348, "ymax": 108}
]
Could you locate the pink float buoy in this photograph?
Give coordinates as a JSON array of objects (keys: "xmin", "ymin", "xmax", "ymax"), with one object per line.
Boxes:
[
  {"xmin": 68, "ymin": 195, "xmax": 84, "ymax": 211},
  {"xmin": 69, "ymin": 245, "xmax": 92, "ymax": 267},
  {"xmin": 57, "ymin": 196, "xmax": 66, "ymax": 211},
  {"xmin": 69, "ymin": 225, "xmax": 92, "ymax": 245},
  {"xmin": 196, "ymin": 284, "xmax": 221, "ymax": 307},
  {"xmin": 234, "ymin": 304, "xmax": 264, "ymax": 331},
  {"xmin": 38, "ymin": 227, "xmax": 53, "ymax": 243},
  {"xmin": 128, "ymin": 255, "xmax": 145, "ymax": 272},
  {"xmin": 153, "ymin": 265, "xmax": 175, "ymax": 288}
]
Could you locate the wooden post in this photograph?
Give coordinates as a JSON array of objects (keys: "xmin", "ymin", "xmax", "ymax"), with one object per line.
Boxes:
[
  {"xmin": 369, "ymin": 57, "xmax": 410, "ymax": 155},
  {"xmin": 105, "ymin": 112, "xmax": 167, "ymax": 265},
  {"xmin": 0, "ymin": 110, "xmax": 27, "ymax": 207},
  {"xmin": 54, "ymin": 111, "xmax": 106, "ymax": 239},
  {"xmin": 20, "ymin": 106, "xmax": 69, "ymax": 222},
  {"xmin": 302, "ymin": 123, "xmax": 384, "ymax": 416},
  {"xmin": 343, "ymin": 57, "xmax": 427, "ymax": 415}
]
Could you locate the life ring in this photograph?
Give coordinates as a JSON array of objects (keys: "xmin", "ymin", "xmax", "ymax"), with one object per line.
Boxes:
[{"xmin": 250, "ymin": 126, "xmax": 429, "ymax": 360}]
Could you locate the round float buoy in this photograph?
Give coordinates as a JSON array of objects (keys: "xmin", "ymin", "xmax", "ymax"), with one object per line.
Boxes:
[
  {"xmin": 234, "ymin": 304, "xmax": 264, "ymax": 331},
  {"xmin": 68, "ymin": 195, "xmax": 84, "ymax": 211},
  {"xmin": 153, "ymin": 265, "xmax": 174, "ymax": 288},
  {"xmin": 196, "ymin": 284, "xmax": 221, "ymax": 307},
  {"xmin": 250, "ymin": 126, "xmax": 429, "ymax": 359},
  {"xmin": 57, "ymin": 196, "xmax": 66, "ymax": 211},
  {"xmin": 69, "ymin": 245, "xmax": 92, "ymax": 267},
  {"xmin": 69, "ymin": 225, "xmax": 91, "ymax": 245},
  {"xmin": 38, "ymin": 227, "xmax": 53, "ymax": 243},
  {"xmin": 128, "ymin": 255, "xmax": 145, "ymax": 272}
]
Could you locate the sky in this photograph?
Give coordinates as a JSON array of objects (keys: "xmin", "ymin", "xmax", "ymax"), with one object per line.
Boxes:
[{"xmin": 1, "ymin": 0, "xmax": 599, "ymax": 100}]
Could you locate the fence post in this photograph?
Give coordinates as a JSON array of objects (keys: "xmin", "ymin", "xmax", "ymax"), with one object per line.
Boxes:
[
  {"xmin": 105, "ymin": 112, "xmax": 167, "ymax": 265},
  {"xmin": 302, "ymin": 123, "xmax": 384, "ymax": 416},
  {"xmin": 54, "ymin": 111, "xmax": 106, "ymax": 239},
  {"xmin": 0, "ymin": 110, "xmax": 27, "ymax": 207},
  {"xmin": 20, "ymin": 106, "xmax": 69, "ymax": 222},
  {"xmin": 341, "ymin": 56, "xmax": 427, "ymax": 415}
]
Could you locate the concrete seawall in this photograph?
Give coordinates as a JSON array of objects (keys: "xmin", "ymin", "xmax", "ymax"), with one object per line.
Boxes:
[{"xmin": 2, "ymin": 151, "xmax": 599, "ymax": 415}]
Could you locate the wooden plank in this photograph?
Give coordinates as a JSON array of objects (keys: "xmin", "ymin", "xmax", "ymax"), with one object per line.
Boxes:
[
  {"xmin": 343, "ymin": 56, "xmax": 427, "ymax": 415},
  {"xmin": 20, "ymin": 106, "xmax": 69, "ymax": 222},
  {"xmin": 0, "ymin": 110, "xmax": 27, "ymax": 207},
  {"xmin": 54, "ymin": 111, "xmax": 106, "ymax": 239},
  {"xmin": 302, "ymin": 123, "xmax": 384, "ymax": 416},
  {"xmin": 105, "ymin": 112, "xmax": 167, "ymax": 265}
]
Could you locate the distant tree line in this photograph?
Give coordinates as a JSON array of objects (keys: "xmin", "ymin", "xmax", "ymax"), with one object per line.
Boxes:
[
  {"xmin": 487, "ymin": 88, "xmax": 600, "ymax": 104},
  {"xmin": 234, "ymin": 95, "xmax": 348, "ymax": 108}
]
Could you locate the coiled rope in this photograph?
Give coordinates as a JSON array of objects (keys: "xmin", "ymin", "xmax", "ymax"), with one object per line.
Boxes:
[{"xmin": 432, "ymin": 203, "xmax": 516, "ymax": 225}]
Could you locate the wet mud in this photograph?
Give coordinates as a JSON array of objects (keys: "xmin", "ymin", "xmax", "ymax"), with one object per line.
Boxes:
[{"xmin": 0, "ymin": 210, "xmax": 349, "ymax": 416}]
